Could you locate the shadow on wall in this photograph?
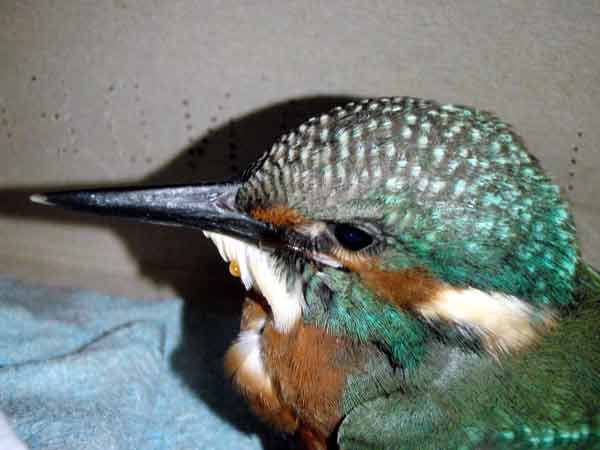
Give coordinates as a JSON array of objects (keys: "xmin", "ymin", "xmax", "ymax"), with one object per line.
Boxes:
[{"xmin": 0, "ymin": 95, "xmax": 357, "ymax": 450}]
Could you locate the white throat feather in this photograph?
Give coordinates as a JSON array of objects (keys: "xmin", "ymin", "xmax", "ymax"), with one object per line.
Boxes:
[{"xmin": 203, "ymin": 231, "xmax": 304, "ymax": 333}]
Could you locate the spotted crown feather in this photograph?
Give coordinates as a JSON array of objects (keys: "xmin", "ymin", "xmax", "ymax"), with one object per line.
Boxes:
[{"xmin": 237, "ymin": 97, "xmax": 578, "ymax": 307}]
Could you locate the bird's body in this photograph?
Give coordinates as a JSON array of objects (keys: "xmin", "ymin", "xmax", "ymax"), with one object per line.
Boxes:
[
  {"xmin": 211, "ymin": 245, "xmax": 600, "ymax": 450},
  {"xmin": 32, "ymin": 97, "xmax": 600, "ymax": 449}
]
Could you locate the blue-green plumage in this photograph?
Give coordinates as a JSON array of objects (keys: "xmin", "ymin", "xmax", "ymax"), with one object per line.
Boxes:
[
  {"xmin": 240, "ymin": 97, "xmax": 580, "ymax": 364},
  {"xmin": 304, "ymin": 265, "xmax": 427, "ymax": 367},
  {"xmin": 33, "ymin": 97, "xmax": 599, "ymax": 450},
  {"xmin": 239, "ymin": 97, "xmax": 577, "ymax": 309},
  {"xmin": 237, "ymin": 97, "xmax": 597, "ymax": 448},
  {"xmin": 338, "ymin": 263, "xmax": 600, "ymax": 449}
]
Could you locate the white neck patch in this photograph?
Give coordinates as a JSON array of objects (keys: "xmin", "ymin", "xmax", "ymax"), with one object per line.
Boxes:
[
  {"xmin": 203, "ymin": 231, "xmax": 304, "ymax": 333},
  {"xmin": 418, "ymin": 287, "xmax": 555, "ymax": 354}
]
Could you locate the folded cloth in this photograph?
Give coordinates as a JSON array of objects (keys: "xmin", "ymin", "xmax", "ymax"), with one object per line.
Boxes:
[
  {"xmin": 0, "ymin": 275, "xmax": 267, "ymax": 450},
  {"xmin": 0, "ymin": 411, "xmax": 28, "ymax": 450}
]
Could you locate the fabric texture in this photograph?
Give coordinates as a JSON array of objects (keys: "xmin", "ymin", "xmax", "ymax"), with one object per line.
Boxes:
[{"xmin": 0, "ymin": 275, "xmax": 272, "ymax": 450}]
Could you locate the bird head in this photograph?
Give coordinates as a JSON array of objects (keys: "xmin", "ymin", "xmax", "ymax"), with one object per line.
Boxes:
[{"xmin": 32, "ymin": 97, "xmax": 578, "ymax": 367}]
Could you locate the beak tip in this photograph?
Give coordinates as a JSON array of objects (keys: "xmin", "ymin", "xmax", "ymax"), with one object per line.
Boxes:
[{"xmin": 30, "ymin": 194, "xmax": 54, "ymax": 206}]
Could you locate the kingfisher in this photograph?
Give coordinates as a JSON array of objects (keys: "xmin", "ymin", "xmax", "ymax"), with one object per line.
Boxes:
[{"xmin": 32, "ymin": 97, "xmax": 600, "ymax": 450}]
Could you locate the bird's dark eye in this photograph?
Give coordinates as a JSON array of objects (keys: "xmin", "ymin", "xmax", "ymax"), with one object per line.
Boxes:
[{"xmin": 333, "ymin": 223, "xmax": 373, "ymax": 251}]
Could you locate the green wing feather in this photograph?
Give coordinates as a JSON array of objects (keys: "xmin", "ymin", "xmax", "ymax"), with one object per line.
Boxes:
[{"xmin": 338, "ymin": 263, "xmax": 600, "ymax": 450}]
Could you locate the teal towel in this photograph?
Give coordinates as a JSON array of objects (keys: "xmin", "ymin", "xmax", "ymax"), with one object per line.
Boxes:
[{"xmin": 0, "ymin": 275, "xmax": 280, "ymax": 450}]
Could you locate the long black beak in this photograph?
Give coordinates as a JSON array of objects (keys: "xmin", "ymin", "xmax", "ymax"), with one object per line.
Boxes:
[{"xmin": 30, "ymin": 182, "xmax": 278, "ymax": 246}]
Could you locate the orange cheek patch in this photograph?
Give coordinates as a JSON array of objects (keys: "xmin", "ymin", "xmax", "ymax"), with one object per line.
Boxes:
[
  {"xmin": 250, "ymin": 205, "xmax": 309, "ymax": 227},
  {"xmin": 328, "ymin": 251, "xmax": 445, "ymax": 309},
  {"xmin": 358, "ymin": 266, "xmax": 446, "ymax": 309},
  {"xmin": 339, "ymin": 254, "xmax": 445, "ymax": 309}
]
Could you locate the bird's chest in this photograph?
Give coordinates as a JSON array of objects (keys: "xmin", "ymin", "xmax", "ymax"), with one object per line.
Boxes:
[{"xmin": 225, "ymin": 295, "xmax": 356, "ymax": 441}]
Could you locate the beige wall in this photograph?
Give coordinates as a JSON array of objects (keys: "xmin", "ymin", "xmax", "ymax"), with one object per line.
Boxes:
[{"xmin": 1, "ymin": 1, "xmax": 599, "ymax": 299}]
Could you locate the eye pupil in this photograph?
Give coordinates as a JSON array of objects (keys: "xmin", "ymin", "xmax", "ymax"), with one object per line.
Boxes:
[{"xmin": 333, "ymin": 224, "xmax": 373, "ymax": 251}]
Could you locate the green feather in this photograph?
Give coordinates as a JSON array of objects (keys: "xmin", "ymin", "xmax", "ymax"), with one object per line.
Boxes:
[
  {"xmin": 238, "ymin": 98, "xmax": 594, "ymax": 447},
  {"xmin": 303, "ymin": 266, "xmax": 427, "ymax": 368},
  {"xmin": 241, "ymin": 97, "xmax": 579, "ymax": 310},
  {"xmin": 337, "ymin": 263, "xmax": 600, "ymax": 449}
]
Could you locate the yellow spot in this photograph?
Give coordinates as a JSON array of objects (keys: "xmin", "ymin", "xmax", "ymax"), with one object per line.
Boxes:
[{"xmin": 229, "ymin": 260, "xmax": 241, "ymax": 278}]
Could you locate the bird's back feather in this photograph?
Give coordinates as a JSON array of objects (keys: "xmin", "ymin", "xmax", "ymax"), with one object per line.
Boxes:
[{"xmin": 338, "ymin": 263, "xmax": 600, "ymax": 449}]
